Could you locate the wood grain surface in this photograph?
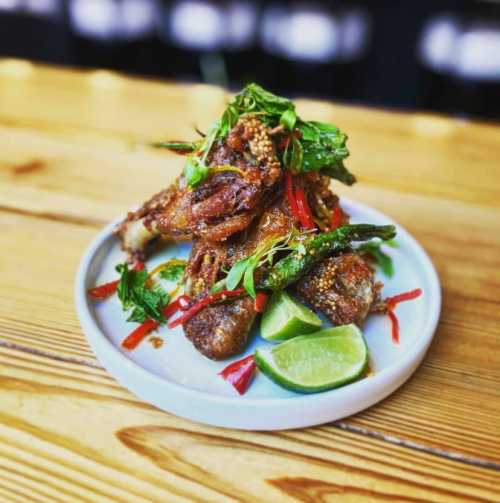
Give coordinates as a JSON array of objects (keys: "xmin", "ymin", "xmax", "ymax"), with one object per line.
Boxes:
[{"xmin": 0, "ymin": 61, "xmax": 499, "ymax": 502}]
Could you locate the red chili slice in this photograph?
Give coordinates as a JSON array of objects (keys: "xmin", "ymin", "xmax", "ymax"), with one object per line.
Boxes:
[
  {"xmin": 295, "ymin": 185, "xmax": 316, "ymax": 230},
  {"xmin": 254, "ymin": 292, "xmax": 268, "ymax": 313},
  {"xmin": 385, "ymin": 288, "xmax": 422, "ymax": 310},
  {"xmin": 121, "ymin": 319, "xmax": 159, "ymax": 351},
  {"xmin": 387, "ymin": 310, "xmax": 400, "ymax": 344},
  {"xmin": 219, "ymin": 355, "xmax": 256, "ymax": 395},
  {"xmin": 383, "ymin": 288, "xmax": 422, "ymax": 344},
  {"xmin": 331, "ymin": 206, "xmax": 343, "ymax": 230},
  {"xmin": 168, "ymin": 288, "xmax": 246, "ymax": 329}
]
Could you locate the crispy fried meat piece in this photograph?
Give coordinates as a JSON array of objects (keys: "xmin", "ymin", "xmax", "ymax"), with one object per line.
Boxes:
[
  {"xmin": 183, "ymin": 197, "xmax": 294, "ymax": 360},
  {"xmin": 117, "ymin": 115, "xmax": 282, "ymax": 259},
  {"xmin": 297, "ymin": 253, "xmax": 382, "ymax": 327}
]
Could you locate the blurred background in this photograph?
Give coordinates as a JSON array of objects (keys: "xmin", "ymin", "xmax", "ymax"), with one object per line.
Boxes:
[{"xmin": 1, "ymin": 0, "xmax": 499, "ymax": 121}]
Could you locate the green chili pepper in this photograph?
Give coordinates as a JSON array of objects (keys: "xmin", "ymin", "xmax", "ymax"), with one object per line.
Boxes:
[{"xmin": 260, "ymin": 224, "xmax": 396, "ymax": 291}]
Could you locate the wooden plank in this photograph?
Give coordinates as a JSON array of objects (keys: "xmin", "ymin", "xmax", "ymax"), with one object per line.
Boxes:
[
  {"xmin": 0, "ymin": 63, "xmax": 499, "ymax": 224},
  {"xmin": 0, "ymin": 347, "xmax": 499, "ymax": 503},
  {"xmin": 0, "ymin": 210, "xmax": 499, "ymax": 465},
  {"xmin": 1, "ymin": 62, "xmax": 500, "ymax": 500}
]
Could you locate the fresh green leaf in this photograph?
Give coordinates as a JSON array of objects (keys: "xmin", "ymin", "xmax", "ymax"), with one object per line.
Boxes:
[
  {"xmin": 219, "ymin": 104, "xmax": 239, "ymax": 138},
  {"xmin": 226, "ymin": 257, "xmax": 250, "ymax": 291},
  {"xmin": 236, "ymin": 83, "xmax": 295, "ymax": 117},
  {"xmin": 184, "ymin": 156, "xmax": 209, "ymax": 187},
  {"xmin": 320, "ymin": 161, "xmax": 356, "ymax": 185},
  {"xmin": 243, "ymin": 257, "xmax": 259, "ymax": 299},
  {"xmin": 116, "ymin": 264, "xmax": 169, "ymax": 323},
  {"xmin": 385, "ymin": 239, "xmax": 399, "ymax": 248},
  {"xmin": 152, "ymin": 141, "xmax": 197, "ymax": 153},
  {"xmin": 159, "ymin": 262, "xmax": 186, "ymax": 282},
  {"xmin": 280, "ymin": 108, "xmax": 297, "ymax": 130},
  {"xmin": 210, "ymin": 278, "xmax": 227, "ymax": 294},
  {"xmin": 357, "ymin": 241, "xmax": 394, "ymax": 277}
]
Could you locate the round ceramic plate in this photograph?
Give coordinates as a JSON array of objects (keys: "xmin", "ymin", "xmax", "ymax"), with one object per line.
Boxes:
[{"xmin": 75, "ymin": 198, "xmax": 441, "ymax": 430}]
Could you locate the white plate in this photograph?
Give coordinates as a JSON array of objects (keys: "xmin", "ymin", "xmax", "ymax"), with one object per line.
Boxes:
[{"xmin": 75, "ymin": 198, "xmax": 441, "ymax": 430}]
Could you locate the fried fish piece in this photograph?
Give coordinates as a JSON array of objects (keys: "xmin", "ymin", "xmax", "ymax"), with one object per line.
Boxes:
[{"xmin": 297, "ymin": 253, "xmax": 382, "ymax": 327}]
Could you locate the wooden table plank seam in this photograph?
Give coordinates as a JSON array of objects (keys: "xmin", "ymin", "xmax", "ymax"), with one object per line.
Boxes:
[{"xmin": 2, "ymin": 338, "xmax": 499, "ymax": 478}]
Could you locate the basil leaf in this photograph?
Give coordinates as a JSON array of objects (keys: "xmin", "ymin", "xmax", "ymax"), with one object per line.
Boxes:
[
  {"xmin": 226, "ymin": 257, "xmax": 250, "ymax": 291},
  {"xmin": 280, "ymin": 108, "xmax": 297, "ymax": 130},
  {"xmin": 297, "ymin": 120, "xmax": 320, "ymax": 141}
]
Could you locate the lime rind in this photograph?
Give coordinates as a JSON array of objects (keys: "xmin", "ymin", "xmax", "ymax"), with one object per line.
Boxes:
[{"xmin": 255, "ymin": 325, "xmax": 368, "ymax": 393}]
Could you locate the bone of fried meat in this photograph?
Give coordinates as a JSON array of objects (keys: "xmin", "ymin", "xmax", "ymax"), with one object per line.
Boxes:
[{"xmin": 117, "ymin": 115, "xmax": 282, "ymax": 260}]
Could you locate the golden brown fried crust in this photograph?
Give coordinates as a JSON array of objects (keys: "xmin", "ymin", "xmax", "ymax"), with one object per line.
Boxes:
[
  {"xmin": 182, "ymin": 196, "xmax": 294, "ymax": 360},
  {"xmin": 118, "ymin": 116, "xmax": 283, "ymax": 259},
  {"xmin": 297, "ymin": 253, "xmax": 380, "ymax": 327}
]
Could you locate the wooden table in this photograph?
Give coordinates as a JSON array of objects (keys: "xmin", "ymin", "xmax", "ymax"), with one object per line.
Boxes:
[{"xmin": 0, "ymin": 61, "xmax": 499, "ymax": 503}]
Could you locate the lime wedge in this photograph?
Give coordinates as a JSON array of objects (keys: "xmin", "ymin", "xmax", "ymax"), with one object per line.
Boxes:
[
  {"xmin": 260, "ymin": 291, "xmax": 322, "ymax": 341},
  {"xmin": 255, "ymin": 325, "xmax": 368, "ymax": 393}
]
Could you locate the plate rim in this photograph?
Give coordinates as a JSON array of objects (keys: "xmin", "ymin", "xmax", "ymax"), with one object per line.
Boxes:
[{"xmin": 75, "ymin": 198, "xmax": 441, "ymax": 427}]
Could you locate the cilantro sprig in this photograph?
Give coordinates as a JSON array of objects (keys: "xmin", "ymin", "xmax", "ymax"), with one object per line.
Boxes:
[{"xmin": 116, "ymin": 264, "xmax": 169, "ymax": 323}]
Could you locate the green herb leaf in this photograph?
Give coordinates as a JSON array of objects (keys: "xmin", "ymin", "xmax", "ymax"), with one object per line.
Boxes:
[
  {"xmin": 210, "ymin": 278, "xmax": 227, "ymax": 294},
  {"xmin": 297, "ymin": 120, "xmax": 355, "ymax": 185},
  {"xmin": 237, "ymin": 83, "xmax": 295, "ymax": 117},
  {"xmin": 159, "ymin": 262, "xmax": 186, "ymax": 282},
  {"xmin": 243, "ymin": 257, "xmax": 259, "ymax": 299},
  {"xmin": 357, "ymin": 241, "xmax": 395, "ymax": 277},
  {"xmin": 116, "ymin": 264, "xmax": 169, "ymax": 323},
  {"xmin": 152, "ymin": 141, "xmax": 197, "ymax": 153},
  {"xmin": 184, "ymin": 156, "xmax": 209, "ymax": 187},
  {"xmin": 226, "ymin": 257, "xmax": 250, "ymax": 291},
  {"xmin": 280, "ymin": 108, "xmax": 297, "ymax": 130}
]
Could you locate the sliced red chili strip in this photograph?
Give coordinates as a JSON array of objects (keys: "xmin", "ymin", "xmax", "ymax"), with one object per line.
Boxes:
[
  {"xmin": 121, "ymin": 319, "xmax": 159, "ymax": 350},
  {"xmin": 219, "ymin": 355, "xmax": 256, "ymax": 395},
  {"xmin": 331, "ymin": 206, "xmax": 343, "ymax": 230},
  {"xmin": 168, "ymin": 288, "xmax": 246, "ymax": 329},
  {"xmin": 386, "ymin": 288, "xmax": 422, "ymax": 310},
  {"xmin": 254, "ymin": 292, "xmax": 268, "ymax": 313},
  {"xmin": 387, "ymin": 310, "xmax": 400, "ymax": 344},
  {"xmin": 88, "ymin": 279, "xmax": 120, "ymax": 300},
  {"xmin": 295, "ymin": 185, "xmax": 316, "ymax": 230},
  {"xmin": 88, "ymin": 262, "xmax": 145, "ymax": 300},
  {"xmin": 163, "ymin": 299, "xmax": 181, "ymax": 319}
]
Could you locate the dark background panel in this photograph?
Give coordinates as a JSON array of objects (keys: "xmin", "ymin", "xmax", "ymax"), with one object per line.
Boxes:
[{"xmin": 1, "ymin": 0, "xmax": 499, "ymax": 121}]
